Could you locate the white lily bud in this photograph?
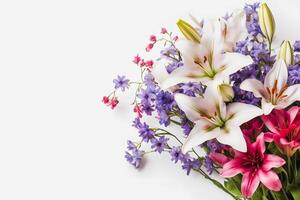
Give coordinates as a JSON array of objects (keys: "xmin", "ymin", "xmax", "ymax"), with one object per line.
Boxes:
[
  {"xmin": 278, "ymin": 40, "xmax": 294, "ymax": 66},
  {"xmin": 258, "ymin": 3, "xmax": 276, "ymax": 43},
  {"xmin": 218, "ymin": 84, "xmax": 234, "ymax": 102},
  {"xmin": 177, "ymin": 19, "xmax": 201, "ymax": 43}
]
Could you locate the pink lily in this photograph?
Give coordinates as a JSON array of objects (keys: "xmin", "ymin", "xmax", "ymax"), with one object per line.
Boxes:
[
  {"xmin": 262, "ymin": 106, "xmax": 300, "ymax": 157},
  {"xmin": 220, "ymin": 134, "xmax": 285, "ymax": 198}
]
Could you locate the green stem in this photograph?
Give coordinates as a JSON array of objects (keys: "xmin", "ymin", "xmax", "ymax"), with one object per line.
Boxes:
[
  {"xmin": 269, "ymin": 191, "xmax": 277, "ymax": 200},
  {"xmin": 193, "ymin": 169, "xmax": 240, "ymax": 200},
  {"xmin": 287, "ymin": 156, "xmax": 293, "ymax": 183},
  {"xmin": 152, "ymin": 128, "xmax": 183, "ymax": 145},
  {"xmin": 170, "ymin": 119, "xmax": 181, "ymax": 126},
  {"xmin": 268, "ymin": 40, "xmax": 272, "ymax": 54}
]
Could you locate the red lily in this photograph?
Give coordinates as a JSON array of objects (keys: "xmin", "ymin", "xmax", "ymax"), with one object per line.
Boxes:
[
  {"xmin": 262, "ymin": 106, "xmax": 300, "ymax": 157},
  {"xmin": 220, "ymin": 134, "xmax": 285, "ymax": 198}
]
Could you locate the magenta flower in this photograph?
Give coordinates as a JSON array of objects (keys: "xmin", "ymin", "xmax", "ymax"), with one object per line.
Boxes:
[
  {"xmin": 220, "ymin": 134, "xmax": 285, "ymax": 198},
  {"xmin": 262, "ymin": 106, "xmax": 300, "ymax": 157}
]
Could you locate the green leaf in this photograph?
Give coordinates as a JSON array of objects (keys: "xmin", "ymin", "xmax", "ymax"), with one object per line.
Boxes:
[
  {"xmin": 251, "ymin": 187, "xmax": 263, "ymax": 200},
  {"xmin": 291, "ymin": 187, "xmax": 300, "ymax": 200},
  {"xmin": 224, "ymin": 179, "xmax": 242, "ymax": 198}
]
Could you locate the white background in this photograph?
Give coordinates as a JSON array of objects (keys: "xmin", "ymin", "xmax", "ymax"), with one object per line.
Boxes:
[{"xmin": 0, "ymin": 0, "xmax": 300, "ymax": 199}]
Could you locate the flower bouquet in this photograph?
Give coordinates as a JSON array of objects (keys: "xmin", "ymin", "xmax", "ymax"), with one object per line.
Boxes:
[{"xmin": 103, "ymin": 3, "xmax": 300, "ymax": 200}]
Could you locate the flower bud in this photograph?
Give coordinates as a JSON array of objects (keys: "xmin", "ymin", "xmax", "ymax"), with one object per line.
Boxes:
[
  {"xmin": 218, "ymin": 84, "xmax": 234, "ymax": 102},
  {"xmin": 278, "ymin": 40, "xmax": 294, "ymax": 66},
  {"xmin": 258, "ymin": 3, "xmax": 276, "ymax": 43},
  {"xmin": 176, "ymin": 19, "xmax": 201, "ymax": 43}
]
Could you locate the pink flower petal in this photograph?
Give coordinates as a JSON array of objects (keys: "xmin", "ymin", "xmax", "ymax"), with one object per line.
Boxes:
[
  {"xmin": 241, "ymin": 171, "xmax": 260, "ymax": 198},
  {"xmin": 258, "ymin": 170, "xmax": 282, "ymax": 191},
  {"xmin": 287, "ymin": 106, "xmax": 300, "ymax": 123},
  {"xmin": 262, "ymin": 115, "xmax": 279, "ymax": 134},
  {"xmin": 220, "ymin": 159, "xmax": 244, "ymax": 177},
  {"xmin": 209, "ymin": 153, "xmax": 229, "ymax": 166},
  {"xmin": 264, "ymin": 132, "xmax": 275, "ymax": 142},
  {"xmin": 254, "ymin": 133, "xmax": 266, "ymax": 156},
  {"xmin": 262, "ymin": 154, "xmax": 285, "ymax": 171}
]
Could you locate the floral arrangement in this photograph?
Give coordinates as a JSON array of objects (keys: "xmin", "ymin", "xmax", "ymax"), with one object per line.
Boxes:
[{"xmin": 103, "ymin": 3, "xmax": 300, "ymax": 200}]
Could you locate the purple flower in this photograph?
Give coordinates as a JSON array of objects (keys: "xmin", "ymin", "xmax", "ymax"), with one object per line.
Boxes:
[
  {"xmin": 295, "ymin": 54, "xmax": 300, "ymax": 64},
  {"xmin": 294, "ymin": 41, "xmax": 300, "ymax": 52},
  {"xmin": 141, "ymin": 101, "xmax": 154, "ymax": 116},
  {"xmin": 143, "ymin": 73, "xmax": 155, "ymax": 86},
  {"xmin": 170, "ymin": 146, "xmax": 184, "ymax": 163},
  {"xmin": 206, "ymin": 140, "xmax": 224, "ymax": 153},
  {"xmin": 139, "ymin": 87, "xmax": 156, "ymax": 103},
  {"xmin": 204, "ymin": 156, "xmax": 214, "ymax": 175},
  {"xmin": 158, "ymin": 111, "xmax": 170, "ymax": 126},
  {"xmin": 244, "ymin": 3, "xmax": 262, "ymax": 36},
  {"xmin": 180, "ymin": 116, "xmax": 193, "ymax": 135},
  {"xmin": 138, "ymin": 122, "xmax": 154, "ymax": 142},
  {"xmin": 127, "ymin": 140, "xmax": 136, "ymax": 151},
  {"xmin": 177, "ymin": 82, "xmax": 205, "ymax": 97},
  {"xmin": 155, "ymin": 90, "xmax": 175, "ymax": 112},
  {"xmin": 151, "ymin": 136, "xmax": 169, "ymax": 153},
  {"xmin": 113, "ymin": 75, "xmax": 129, "ymax": 91},
  {"xmin": 182, "ymin": 156, "xmax": 201, "ymax": 175},
  {"xmin": 166, "ymin": 62, "xmax": 183, "ymax": 74},
  {"xmin": 132, "ymin": 118, "xmax": 142, "ymax": 129},
  {"xmin": 125, "ymin": 149, "xmax": 144, "ymax": 168},
  {"xmin": 288, "ymin": 65, "xmax": 300, "ymax": 85}
]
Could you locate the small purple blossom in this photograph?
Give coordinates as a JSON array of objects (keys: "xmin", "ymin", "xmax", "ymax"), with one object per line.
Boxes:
[
  {"xmin": 182, "ymin": 156, "xmax": 201, "ymax": 175},
  {"xmin": 125, "ymin": 149, "xmax": 144, "ymax": 168},
  {"xmin": 113, "ymin": 75, "xmax": 129, "ymax": 91},
  {"xmin": 166, "ymin": 61, "xmax": 183, "ymax": 73},
  {"xmin": 141, "ymin": 101, "xmax": 154, "ymax": 116},
  {"xmin": 127, "ymin": 140, "xmax": 136, "ymax": 151},
  {"xmin": 206, "ymin": 140, "xmax": 224, "ymax": 153},
  {"xmin": 180, "ymin": 116, "xmax": 193, "ymax": 135},
  {"xmin": 288, "ymin": 65, "xmax": 300, "ymax": 85},
  {"xmin": 170, "ymin": 146, "xmax": 184, "ymax": 163},
  {"xmin": 138, "ymin": 122, "xmax": 154, "ymax": 142},
  {"xmin": 132, "ymin": 118, "xmax": 142, "ymax": 129},
  {"xmin": 151, "ymin": 136, "xmax": 169, "ymax": 153},
  {"xmin": 294, "ymin": 41, "xmax": 300, "ymax": 52},
  {"xmin": 144, "ymin": 73, "xmax": 155, "ymax": 86},
  {"xmin": 177, "ymin": 82, "xmax": 205, "ymax": 97},
  {"xmin": 155, "ymin": 90, "xmax": 175, "ymax": 112},
  {"xmin": 204, "ymin": 156, "xmax": 214, "ymax": 175}
]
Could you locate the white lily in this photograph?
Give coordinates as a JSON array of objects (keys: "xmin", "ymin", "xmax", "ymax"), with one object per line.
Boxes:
[
  {"xmin": 216, "ymin": 11, "xmax": 248, "ymax": 52},
  {"xmin": 240, "ymin": 59, "xmax": 300, "ymax": 115},
  {"xmin": 175, "ymin": 91, "xmax": 263, "ymax": 153},
  {"xmin": 153, "ymin": 16, "xmax": 252, "ymax": 91}
]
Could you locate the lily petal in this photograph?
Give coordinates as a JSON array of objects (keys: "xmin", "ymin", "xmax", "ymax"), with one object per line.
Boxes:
[
  {"xmin": 217, "ymin": 125, "xmax": 247, "ymax": 152},
  {"xmin": 264, "ymin": 59, "xmax": 288, "ymax": 90},
  {"xmin": 220, "ymin": 159, "xmax": 244, "ymax": 177},
  {"xmin": 182, "ymin": 121, "xmax": 220, "ymax": 153},
  {"xmin": 262, "ymin": 154, "xmax": 285, "ymax": 171},
  {"xmin": 160, "ymin": 68, "xmax": 205, "ymax": 90},
  {"xmin": 277, "ymin": 84, "xmax": 300, "ymax": 109},
  {"xmin": 287, "ymin": 106, "xmax": 300, "ymax": 123},
  {"xmin": 174, "ymin": 92, "xmax": 220, "ymax": 122},
  {"xmin": 240, "ymin": 78, "xmax": 267, "ymax": 98},
  {"xmin": 221, "ymin": 53, "xmax": 253, "ymax": 77},
  {"xmin": 261, "ymin": 99, "xmax": 275, "ymax": 115},
  {"xmin": 176, "ymin": 39, "xmax": 209, "ymax": 70},
  {"xmin": 258, "ymin": 170, "xmax": 282, "ymax": 191},
  {"xmin": 227, "ymin": 102, "xmax": 263, "ymax": 126},
  {"xmin": 241, "ymin": 171, "xmax": 260, "ymax": 198},
  {"xmin": 209, "ymin": 152, "xmax": 230, "ymax": 166}
]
